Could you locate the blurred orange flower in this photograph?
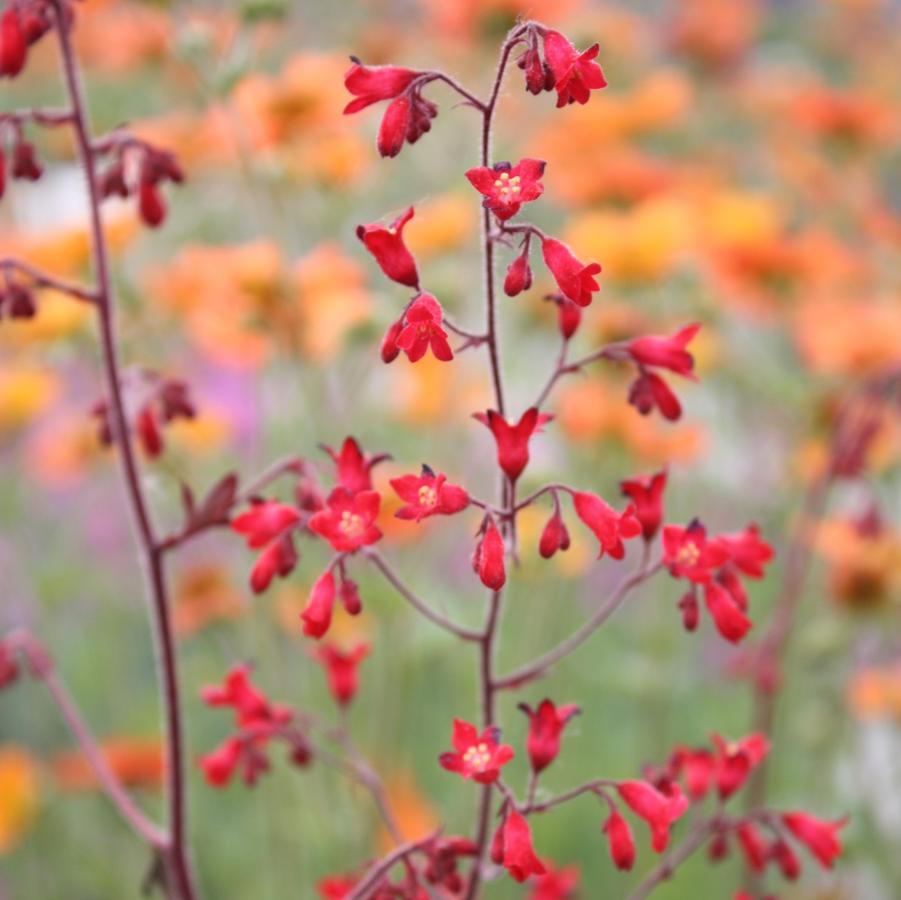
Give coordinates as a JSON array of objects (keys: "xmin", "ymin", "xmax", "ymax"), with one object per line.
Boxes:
[
  {"xmin": 52, "ymin": 737, "xmax": 164, "ymax": 791},
  {"xmin": 0, "ymin": 746, "xmax": 40, "ymax": 854},
  {"xmin": 174, "ymin": 563, "xmax": 245, "ymax": 636}
]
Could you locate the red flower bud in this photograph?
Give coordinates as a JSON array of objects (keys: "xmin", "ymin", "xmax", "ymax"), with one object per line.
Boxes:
[
  {"xmin": 704, "ymin": 581, "xmax": 752, "ymax": 644},
  {"xmin": 556, "ymin": 297, "xmax": 581, "ymax": 339},
  {"xmin": 572, "ymin": 491, "xmax": 642, "ymax": 560},
  {"xmin": 473, "ymin": 519, "xmax": 505, "ymax": 590},
  {"xmin": 518, "ymin": 699, "xmax": 579, "ymax": 774},
  {"xmin": 780, "ymin": 812, "xmax": 847, "ymax": 869},
  {"xmin": 541, "ymin": 237, "xmax": 601, "ymax": 307},
  {"xmin": 539, "ymin": 508, "xmax": 570, "ymax": 559},
  {"xmin": 249, "ymin": 533, "xmax": 297, "ymax": 594},
  {"xmin": 338, "ymin": 577, "xmax": 362, "ymax": 615},
  {"xmin": 380, "ymin": 317, "xmax": 403, "ymax": 363},
  {"xmin": 0, "ymin": 7, "xmax": 27, "ymax": 78},
  {"xmin": 136, "ymin": 405, "xmax": 164, "ymax": 458},
  {"xmin": 677, "ymin": 589, "xmax": 699, "ymax": 631},
  {"xmin": 494, "ymin": 809, "xmax": 546, "ymax": 882},
  {"xmin": 377, "ymin": 94, "xmax": 412, "ymax": 159},
  {"xmin": 301, "ymin": 570, "xmax": 337, "ymax": 639},
  {"xmin": 603, "ymin": 808, "xmax": 635, "ymax": 871},
  {"xmin": 12, "ymin": 140, "xmax": 42, "ymax": 181},
  {"xmin": 620, "ymin": 469, "xmax": 667, "ymax": 541},
  {"xmin": 356, "ymin": 206, "xmax": 419, "ymax": 288},
  {"xmin": 138, "ymin": 178, "xmax": 166, "ymax": 227},
  {"xmin": 313, "ymin": 642, "xmax": 369, "ymax": 707},
  {"xmin": 736, "ymin": 821, "xmax": 768, "ymax": 871},
  {"xmin": 615, "ymin": 780, "xmax": 688, "ymax": 853},
  {"xmin": 504, "ymin": 251, "xmax": 532, "ymax": 297}
]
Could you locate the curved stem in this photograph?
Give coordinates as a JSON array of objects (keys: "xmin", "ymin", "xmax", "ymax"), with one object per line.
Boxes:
[
  {"xmin": 0, "ymin": 258, "xmax": 98, "ymax": 303},
  {"xmin": 347, "ymin": 833, "xmax": 438, "ymax": 900}
]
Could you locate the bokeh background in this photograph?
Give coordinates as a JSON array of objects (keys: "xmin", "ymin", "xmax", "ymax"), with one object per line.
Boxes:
[{"xmin": 1, "ymin": 0, "xmax": 900, "ymax": 897}]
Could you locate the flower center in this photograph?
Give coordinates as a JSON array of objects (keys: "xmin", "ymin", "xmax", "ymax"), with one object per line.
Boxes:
[
  {"xmin": 418, "ymin": 485, "xmax": 437, "ymax": 507},
  {"xmin": 676, "ymin": 542, "xmax": 701, "ymax": 567},
  {"xmin": 339, "ymin": 510, "xmax": 364, "ymax": 537},
  {"xmin": 493, "ymin": 172, "xmax": 521, "ymax": 197},
  {"xmin": 462, "ymin": 742, "xmax": 492, "ymax": 770}
]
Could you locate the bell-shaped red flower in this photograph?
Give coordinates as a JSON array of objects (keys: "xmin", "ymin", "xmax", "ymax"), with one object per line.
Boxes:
[
  {"xmin": 301, "ymin": 570, "xmax": 337, "ymax": 639},
  {"xmin": 619, "ymin": 469, "xmax": 667, "ymax": 541},
  {"xmin": 473, "ymin": 519, "xmax": 506, "ymax": 590},
  {"xmin": 572, "ymin": 491, "xmax": 642, "ymax": 559},
  {"xmin": 704, "ymin": 581, "xmax": 752, "ymax": 643},
  {"xmin": 232, "ymin": 501, "xmax": 300, "ymax": 549},
  {"xmin": 710, "ymin": 733, "xmax": 770, "ymax": 798},
  {"xmin": 199, "ymin": 736, "xmax": 243, "ymax": 787},
  {"xmin": 529, "ymin": 860, "xmax": 580, "ymax": 899},
  {"xmin": 625, "ymin": 324, "xmax": 701, "ymax": 377},
  {"xmin": 465, "ymin": 158, "xmax": 546, "ymax": 221},
  {"xmin": 714, "ymin": 525, "xmax": 774, "ymax": 579},
  {"xmin": 504, "ymin": 251, "xmax": 533, "ymax": 297},
  {"xmin": 395, "ymin": 293, "xmax": 453, "ymax": 363},
  {"xmin": 356, "ymin": 207, "xmax": 420, "ymax": 288},
  {"xmin": 662, "ymin": 520, "xmax": 729, "ymax": 583},
  {"xmin": 308, "ymin": 487, "xmax": 382, "ymax": 552},
  {"xmin": 343, "ymin": 59, "xmax": 420, "ymax": 114},
  {"xmin": 615, "ymin": 780, "xmax": 689, "ymax": 852},
  {"xmin": 492, "ymin": 809, "xmax": 546, "ymax": 882},
  {"xmin": 541, "ymin": 238, "xmax": 602, "ymax": 307},
  {"xmin": 321, "ymin": 436, "xmax": 388, "ymax": 495},
  {"xmin": 390, "ymin": 464, "xmax": 469, "ymax": 522},
  {"xmin": 539, "ymin": 507, "xmax": 570, "ymax": 559},
  {"xmin": 313, "ymin": 642, "xmax": 369, "ymax": 707},
  {"xmin": 628, "ymin": 370, "xmax": 683, "ymax": 421},
  {"xmin": 781, "ymin": 812, "xmax": 847, "ymax": 869},
  {"xmin": 518, "ymin": 699, "xmax": 580, "ymax": 774},
  {"xmin": 603, "ymin": 808, "xmax": 636, "ymax": 871},
  {"xmin": 250, "ymin": 533, "xmax": 298, "ymax": 594},
  {"xmin": 543, "ymin": 30, "xmax": 607, "ymax": 107},
  {"xmin": 439, "ymin": 718, "xmax": 514, "ymax": 784},
  {"xmin": 0, "ymin": 7, "xmax": 27, "ymax": 78},
  {"xmin": 473, "ymin": 407, "xmax": 552, "ymax": 483},
  {"xmin": 737, "ymin": 821, "xmax": 768, "ymax": 871}
]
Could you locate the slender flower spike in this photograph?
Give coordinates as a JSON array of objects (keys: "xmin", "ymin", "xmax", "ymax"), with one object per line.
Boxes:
[
  {"xmin": 620, "ymin": 469, "xmax": 668, "ymax": 541},
  {"xmin": 473, "ymin": 407, "xmax": 553, "ymax": 483},
  {"xmin": 356, "ymin": 207, "xmax": 420, "ymax": 288},
  {"xmin": 322, "ymin": 436, "xmax": 388, "ymax": 495},
  {"xmin": 493, "ymin": 810, "xmax": 546, "ymax": 882},
  {"xmin": 704, "ymin": 581, "xmax": 752, "ymax": 643},
  {"xmin": 518, "ymin": 699, "xmax": 580, "ymax": 774},
  {"xmin": 625, "ymin": 324, "xmax": 701, "ymax": 377},
  {"xmin": 313, "ymin": 643, "xmax": 369, "ymax": 707},
  {"xmin": 615, "ymin": 780, "xmax": 689, "ymax": 852},
  {"xmin": 390, "ymin": 465, "xmax": 469, "ymax": 522},
  {"xmin": 465, "ymin": 159, "xmax": 546, "ymax": 221},
  {"xmin": 781, "ymin": 812, "xmax": 847, "ymax": 869},
  {"xmin": 395, "ymin": 293, "xmax": 454, "ymax": 363},
  {"xmin": 439, "ymin": 718, "xmax": 514, "ymax": 784},
  {"xmin": 301, "ymin": 570, "xmax": 337, "ymax": 639},
  {"xmin": 542, "ymin": 31, "xmax": 607, "ymax": 107},
  {"xmin": 343, "ymin": 59, "xmax": 420, "ymax": 114},
  {"xmin": 662, "ymin": 521, "xmax": 729, "ymax": 583},
  {"xmin": 572, "ymin": 492, "xmax": 642, "ymax": 559},
  {"xmin": 308, "ymin": 488, "xmax": 382, "ymax": 552},
  {"xmin": 542, "ymin": 238, "xmax": 602, "ymax": 307},
  {"xmin": 473, "ymin": 519, "xmax": 506, "ymax": 590},
  {"xmin": 603, "ymin": 808, "xmax": 636, "ymax": 871}
]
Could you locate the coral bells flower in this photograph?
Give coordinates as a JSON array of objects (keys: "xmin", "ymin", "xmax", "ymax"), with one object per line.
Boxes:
[
  {"xmin": 663, "ymin": 521, "xmax": 729, "ymax": 583},
  {"xmin": 380, "ymin": 317, "xmax": 404, "ymax": 363},
  {"xmin": 491, "ymin": 810, "xmax": 546, "ymax": 882},
  {"xmin": 377, "ymin": 94, "xmax": 412, "ymax": 158},
  {"xmin": 628, "ymin": 370, "xmax": 683, "ymax": 421},
  {"xmin": 529, "ymin": 860, "xmax": 580, "ymax": 899},
  {"xmin": 343, "ymin": 59, "xmax": 420, "ymax": 114},
  {"xmin": 518, "ymin": 699, "xmax": 580, "ymax": 774},
  {"xmin": 625, "ymin": 324, "xmax": 701, "ymax": 377},
  {"xmin": 737, "ymin": 821, "xmax": 768, "ymax": 871},
  {"xmin": 615, "ymin": 781, "xmax": 689, "ymax": 852},
  {"xmin": 603, "ymin": 808, "xmax": 636, "ymax": 871},
  {"xmin": 465, "ymin": 159, "xmax": 546, "ymax": 221},
  {"xmin": 710, "ymin": 733, "xmax": 770, "ymax": 798},
  {"xmin": 322, "ymin": 436, "xmax": 388, "ymax": 495},
  {"xmin": 541, "ymin": 238, "xmax": 602, "ymax": 307},
  {"xmin": 473, "ymin": 519, "xmax": 506, "ymax": 590},
  {"xmin": 422, "ymin": 836, "xmax": 479, "ymax": 893},
  {"xmin": 0, "ymin": 640, "xmax": 19, "ymax": 690},
  {"xmin": 250, "ymin": 534, "xmax": 298, "ymax": 594},
  {"xmin": 504, "ymin": 251, "xmax": 532, "ymax": 297},
  {"xmin": 539, "ymin": 507, "xmax": 570, "ymax": 558},
  {"xmin": 620, "ymin": 469, "xmax": 667, "ymax": 542},
  {"xmin": 473, "ymin": 407, "xmax": 552, "ymax": 483},
  {"xmin": 301, "ymin": 570, "xmax": 337, "ymax": 639},
  {"xmin": 704, "ymin": 581, "xmax": 752, "ymax": 643},
  {"xmin": 714, "ymin": 525, "xmax": 775, "ymax": 579},
  {"xmin": 439, "ymin": 718, "xmax": 514, "ymax": 784},
  {"xmin": 201, "ymin": 664, "xmax": 289, "ymax": 728},
  {"xmin": 232, "ymin": 501, "xmax": 301, "ymax": 593},
  {"xmin": 356, "ymin": 207, "xmax": 419, "ymax": 288},
  {"xmin": 395, "ymin": 294, "xmax": 453, "ymax": 363},
  {"xmin": 313, "ymin": 643, "xmax": 369, "ymax": 707},
  {"xmin": 309, "ymin": 488, "xmax": 382, "ymax": 552},
  {"xmin": 543, "ymin": 30, "xmax": 608, "ymax": 107},
  {"xmin": 0, "ymin": 6, "xmax": 26, "ymax": 78},
  {"xmin": 199, "ymin": 736, "xmax": 244, "ymax": 787},
  {"xmin": 390, "ymin": 465, "xmax": 469, "ymax": 522},
  {"xmin": 571, "ymin": 491, "xmax": 642, "ymax": 559},
  {"xmin": 781, "ymin": 812, "xmax": 847, "ymax": 868},
  {"xmin": 771, "ymin": 839, "xmax": 801, "ymax": 880}
]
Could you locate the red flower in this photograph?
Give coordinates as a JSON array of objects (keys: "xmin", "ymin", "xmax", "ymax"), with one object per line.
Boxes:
[
  {"xmin": 616, "ymin": 780, "xmax": 689, "ymax": 852},
  {"xmin": 492, "ymin": 809, "xmax": 546, "ymax": 882},
  {"xmin": 603, "ymin": 808, "xmax": 636, "ymax": 871},
  {"xmin": 704, "ymin": 581, "xmax": 752, "ymax": 643},
  {"xmin": 714, "ymin": 525, "xmax": 774, "ymax": 579},
  {"xmin": 678, "ymin": 589, "xmax": 699, "ymax": 631},
  {"xmin": 539, "ymin": 507, "xmax": 570, "ymax": 559},
  {"xmin": 518, "ymin": 699, "xmax": 580, "ymax": 774},
  {"xmin": 317, "ymin": 874, "xmax": 359, "ymax": 899},
  {"xmin": 711, "ymin": 733, "xmax": 770, "ymax": 799},
  {"xmin": 737, "ymin": 821, "xmax": 768, "ymax": 872},
  {"xmin": 313, "ymin": 643, "xmax": 369, "ymax": 707},
  {"xmin": 620, "ymin": 469, "xmax": 667, "ymax": 541},
  {"xmin": 546, "ymin": 294, "xmax": 582, "ymax": 339},
  {"xmin": 473, "ymin": 407, "xmax": 552, "ymax": 483},
  {"xmin": 356, "ymin": 207, "xmax": 419, "ymax": 288},
  {"xmin": 473, "ymin": 519, "xmax": 506, "ymax": 590},
  {"xmin": 380, "ymin": 317, "xmax": 403, "ymax": 363},
  {"xmin": 528, "ymin": 860, "xmax": 579, "ymax": 899},
  {"xmin": 673, "ymin": 746, "xmax": 715, "ymax": 800},
  {"xmin": 517, "ymin": 39, "xmax": 554, "ymax": 96},
  {"xmin": 781, "ymin": 812, "xmax": 847, "ymax": 869},
  {"xmin": 201, "ymin": 664, "xmax": 289, "ymax": 727},
  {"xmin": 377, "ymin": 94, "xmax": 412, "ymax": 158},
  {"xmin": 232, "ymin": 501, "xmax": 301, "ymax": 549},
  {"xmin": 0, "ymin": 640, "xmax": 18, "ymax": 690},
  {"xmin": 343, "ymin": 59, "xmax": 419, "ymax": 114},
  {"xmin": 628, "ymin": 370, "xmax": 683, "ymax": 420},
  {"xmin": 662, "ymin": 521, "xmax": 729, "ymax": 583},
  {"xmin": 771, "ymin": 839, "xmax": 801, "ymax": 880},
  {"xmin": 199, "ymin": 736, "xmax": 243, "ymax": 787},
  {"xmin": 465, "ymin": 158, "xmax": 546, "ymax": 221},
  {"xmin": 390, "ymin": 465, "xmax": 469, "ymax": 522},
  {"xmin": 338, "ymin": 576, "xmax": 362, "ymax": 615},
  {"xmin": 542, "ymin": 31, "xmax": 607, "ymax": 107},
  {"xmin": 625, "ymin": 324, "xmax": 701, "ymax": 377},
  {"xmin": 322, "ymin": 436, "xmax": 388, "ymax": 495},
  {"xmin": 572, "ymin": 491, "xmax": 642, "ymax": 559},
  {"xmin": 11, "ymin": 140, "xmax": 41, "ymax": 181},
  {"xmin": 541, "ymin": 238, "xmax": 601, "ymax": 307},
  {"xmin": 301, "ymin": 570, "xmax": 337, "ymax": 639},
  {"xmin": 395, "ymin": 293, "xmax": 453, "ymax": 363},
  {"xmin": 504, "ymin": 251, "xmax": 533, "ymax": 297},
  {"xmin": 439, "ymin": 718, "xmax": 514, "ymax": 784},
  {"xmin": 250, "ymin": 534, "xmax": 298, "ymax": 594},
  {"xmin": 422, "ymin": 836, "xmax": 479, "ymax": 893},
  {"xmin": 309, "ymin": 488, "xmax": 382, "ymax": 553},
  {"xmin": 0, "ymin": 6, "xmax": 27, "ymax": 78}
]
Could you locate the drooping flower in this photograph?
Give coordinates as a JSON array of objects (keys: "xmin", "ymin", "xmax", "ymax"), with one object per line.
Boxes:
[
  {"xmin": 300, "ymin": 570, "xmax": 337, "ymax": 639},
  {"xmin": 714, "ymin": 525, "xmax": 775, "ymax": 579},
  {"xmin": 603, "ymin": 808, "xmax": 636, "ymax": 871},
  {"xmin": 473, "ymin": 519, "xmax": 506, "ymax": 590},
  {"xmin": 620, "ymin": 469, "xmax": 668, "ymax": 541},
  {"xmin": 422, "ymin": 836, "xmax": 479, "ymax": 894},
  {"xmin": 781, "ymin": 812, "xmax": 847, "ymax": 869},
  {"xmin": 541, "ymin": 238, "xmax": 602, "ymax": 307},
  {"xmin": 473, "ymin": 407, "xmax": 552, "ymax": 483},
  {"xmin": 543, "ymin": 30, "xmax": 608, "ymax": 107},
  {"xmin": 710, "ymin": 733, "xmax": 770, "ymax": 798},
  {"xmin": 250, "ymin": 534, "xmax": 299, "ymax": 594},
  {"xmin": 439, "ymin": 718, "xmax": 514, "ymax": 784},
  {"xmin": 0, "ymin": 640, "xmax": 18, "ymax": 690},
  {"xmin": 465, "ymin": 159, "xmax": 546, "ymax": 221},
  {"xmin": 0, "ymin": 6, "xmax": 27, "ymax": 78},
  {"xmin": 356, "ymin": 207, "xmax": 420, "ymax": 288},
  {"xmin": 380, "ymin": 317, "xmax": 404, "ymax": 363},
  {"xmin": 343, "ymin": 59, "xmax": 420, "ymax": 114},
  {"xmin": 199, "ymin": 736, "xmax": 243, "ymax": 787},
  {"xmin": 704, "ymin": 581, "xmax": 752, "ymax": 643},
  {"xmin": 628, "ymin": 370, "xmax": 683, "ymax": 421},
  {"xmin": 313, "ymin": 643, "xmax": 369, "ymax": 707},
  {"xmin": 771, "ymin": 839, "xmax": 801, "ymax": 880},
  {"xmin": 395, "ymin": 293, "xmax": 453, "ymax": 363},
  {"xmin": 571, "ymin": 492, "xmax": 642, "ymax": 559},
  {"xmin": 528, "ymin": 860, "xmax": 580, "ymax": 899},
  {"xmin": 615, "ymin": 780, "xmax": 689, "ymax": 852},
  {"xmin": 390, "ymin": 465, "xmax": 469, "ymax": 522},
  {"xmin": 377, "ymin": 94, "xmax": 412, "ymax": 158},
  {"xmin": 662, "ymin": 520, "xmax": 729, "ymax": 583},
  {"xmin": 539, "ymin": 506, "xmax": 570, "ymax": 559},
  {"xmin": 736, "ymin": 821, "xmax": 768, "ymax": 872},
  {"xmin": 546, "ymin": 294, "xmax": 582, "ymax": 340},
  {"xmin": 321, "ymin": 436, "xmax": 388, "ymax": 495},
  {"xmin": 201, "ymin": 665, "xmax": 291, "ymax": 728},
  {"xmin": 308, "ymin": 488, "xmax": 382, "ymax": 553},
  {"xmin": 492, "ymin": 809, "xmax": 546, "ymax": 882},
  {"xmin": 504, "ymin": 251, "xmax": 533, "ymax": 297},
  {"xmin": 232, "ymin": 500, "xmax": 302, "ymax": 593},
  {"xmin": 518, "ymin": 699, "xmax": 580, "ymax": 774},
  {"xmin": 625, "ymin": 325, "xmax": 701, "ymax": 377}
]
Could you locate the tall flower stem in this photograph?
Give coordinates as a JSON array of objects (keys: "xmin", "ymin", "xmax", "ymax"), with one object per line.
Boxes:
[{"xmin": 51, "ymin": 5, "xmax": 197, "ymax": 898}]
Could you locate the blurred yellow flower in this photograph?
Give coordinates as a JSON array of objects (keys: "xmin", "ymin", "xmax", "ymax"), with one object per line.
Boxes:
[
  {"xmin": 0, "ymin": 366, "xmax": 60, "ymax": 436},
  {"xmin": 0, "ymin": 746, "xmax": 40, "ymax": 855},
  {"xmin": 405, "ymin": 195, "xmax": 477, "ymax": 259},
  {"xmin": 174, "ymin": 563, "xmax": 245, "ymax": 636}
]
